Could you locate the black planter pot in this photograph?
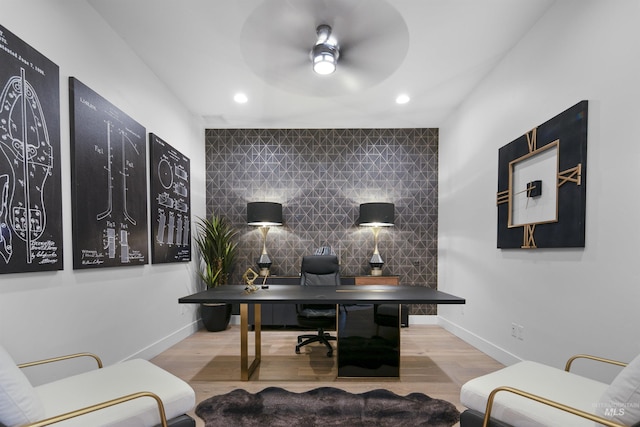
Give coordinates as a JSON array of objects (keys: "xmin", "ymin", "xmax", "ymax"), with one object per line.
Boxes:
[{"xmin": 200, "ymin": 303, "xmax": 232, "ymax": 332}]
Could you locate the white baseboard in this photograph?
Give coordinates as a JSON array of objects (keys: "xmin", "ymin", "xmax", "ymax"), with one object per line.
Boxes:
[
  {"xmin": 123, "ymin": 320, "xmax": 201, "ymax": 362},
  {"xmin": 437, "ymin": 316, "xmax": 521, "ymax": 366},
  {"xmin": 408, "ymin": 314, "xmax": 438, "ymax": 325}
]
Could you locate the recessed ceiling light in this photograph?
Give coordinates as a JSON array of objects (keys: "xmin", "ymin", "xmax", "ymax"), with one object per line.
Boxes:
[
  {"xmin": 396, "ymin": 94, "xmax": 410, "ymax": 104},
  {"xmin": 234, "ymin": 93, "xmax": 248, "ymax": 104}
]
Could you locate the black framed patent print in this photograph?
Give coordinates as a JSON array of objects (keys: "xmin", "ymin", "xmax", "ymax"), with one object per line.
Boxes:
[
  {"xmin": 149, "ymin": 133, "xmax": 191, "ymax": 264},
  {"xmin": 69, "ymin": 77, "xmax": 148, "ymax": 268},
  {"xmin": 0, "ymin": 24, "xmax": 63, "ymax": 273}
]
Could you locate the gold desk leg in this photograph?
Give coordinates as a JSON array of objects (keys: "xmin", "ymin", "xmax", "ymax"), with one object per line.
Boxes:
[{"xmin": 240, "ymin": 303, "xmax": 261, "ymax": 381}]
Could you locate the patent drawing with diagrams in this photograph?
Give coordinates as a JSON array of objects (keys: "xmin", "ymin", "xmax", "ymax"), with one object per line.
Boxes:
[
  {"xmin": 0, "ymin": 24, "xmax": 63, "ymax": 274},
  {"xmin": 149, "ymin": 133, "xmax": 191, "ymax": 264},
  {"xmin": 69, "ymin": 77, "xmax": 148, "ymax": 269}
]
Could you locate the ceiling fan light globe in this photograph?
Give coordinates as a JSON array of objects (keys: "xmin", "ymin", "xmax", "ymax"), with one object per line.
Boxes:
[
  {"xmin": 313, "ymin": 55, "xmax": 336, "ymax": 74},
  {"xmin": 311, "ymin": 36, "xmax": 339, "ymax": 75}
]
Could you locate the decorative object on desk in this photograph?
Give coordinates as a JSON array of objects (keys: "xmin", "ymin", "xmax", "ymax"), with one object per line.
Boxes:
[
  {"xmin": 194, "ymin": 214, "xmax": 238, "ymax": 331},
  {"xmin": 242, "ymin": 267, "xmax": 260, "ymax": 293},
  {"xmin": 247, "ymin": 202, "xmax": 283, "ymax": 276},
  {"xmin": 358, "ymin": 203, "xmax": 394, "ymax": 276},
  {"xmin": 196, "ymin": 387, "xmax": 459, "ymax": 427},
  {"xmin": 496, "ymin": 100, "xmax": 588, "ymax": 249}
]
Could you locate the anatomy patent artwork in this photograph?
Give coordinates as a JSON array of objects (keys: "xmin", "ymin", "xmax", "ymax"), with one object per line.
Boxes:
[{"xmin": 0, "ymin": 24, "xmax": 63, "ymax": 274}]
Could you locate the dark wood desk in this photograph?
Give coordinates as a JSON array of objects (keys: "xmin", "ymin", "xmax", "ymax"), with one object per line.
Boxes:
[{"xmin": 179, "ymin": 285, "xmax": 465, "ymax": 380}]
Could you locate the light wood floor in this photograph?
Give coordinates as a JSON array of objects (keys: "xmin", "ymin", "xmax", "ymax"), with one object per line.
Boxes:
[{"xmin": 151, "ymin": 325, "xmax": 504, "ymax": 427}]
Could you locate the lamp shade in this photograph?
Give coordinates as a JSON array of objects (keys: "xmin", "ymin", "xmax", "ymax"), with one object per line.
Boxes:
[
  {"xmin": 358, "ymin": 203, "xmax": 395, "ymax": 227},
  {"xmin": 247, "ymin": 202, "xmax": 283, "ymax": 226}
]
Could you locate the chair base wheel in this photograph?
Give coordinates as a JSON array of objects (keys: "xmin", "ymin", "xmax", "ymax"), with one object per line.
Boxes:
[{"xmin": 295, "ymin": 328, "xmax": 336, "ymax": 356}]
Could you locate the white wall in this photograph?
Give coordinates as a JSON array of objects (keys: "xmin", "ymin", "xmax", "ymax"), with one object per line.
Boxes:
[
  {"xmin": 438, "ymin": 0, "xmax": 640, "ymax": 381},
  {"xmin": 0, "ymin": 0, "xmax": 205, "ymax": 384}
]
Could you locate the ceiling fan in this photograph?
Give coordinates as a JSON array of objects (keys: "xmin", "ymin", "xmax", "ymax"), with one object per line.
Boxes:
[
  {"xmin": 239, "ymin": 0, "xmax": 409, "ymax": 97},
  {"xmin": 310, "ymin": 24, "xmax": 339, "ymax": 75}
]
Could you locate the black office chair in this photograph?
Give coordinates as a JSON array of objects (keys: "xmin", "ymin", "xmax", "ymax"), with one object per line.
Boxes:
[{"xmin": 295, "ymin": 255, "xmax": 340, "ymax": 357}]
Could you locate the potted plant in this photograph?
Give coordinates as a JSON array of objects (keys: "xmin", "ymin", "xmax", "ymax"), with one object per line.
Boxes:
[{"xmin": 194, "ymin": 214, "xmax": 238, "ymax": 331}]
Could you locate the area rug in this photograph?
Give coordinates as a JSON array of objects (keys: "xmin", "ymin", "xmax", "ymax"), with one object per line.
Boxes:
[{"xmin": 196, "ymin": 386, "xmax": 460, "ymax": 426}]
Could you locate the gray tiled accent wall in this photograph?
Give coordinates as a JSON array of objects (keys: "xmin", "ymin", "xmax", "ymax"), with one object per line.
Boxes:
[{"xmin": 205, "ymin": 128, "xmax": 438, "ymax": 315}]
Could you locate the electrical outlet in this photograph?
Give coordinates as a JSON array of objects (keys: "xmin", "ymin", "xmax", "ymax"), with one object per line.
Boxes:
[
  {"xmin": 517, "ymin": 324, "xmax": 524, "ymax": 341},
  {"xmin": 511, "ymin": 323, "xmax": 517, "ymax": 337}
]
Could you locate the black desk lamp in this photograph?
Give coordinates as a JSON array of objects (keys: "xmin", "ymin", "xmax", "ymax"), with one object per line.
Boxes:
[
  {"xmin": 247, "ymin": 202, "xmax": 283, "ymax": 276},
  {"xmin": 358, "ymin": 203, "xmax": 394, "ymax": 276}
]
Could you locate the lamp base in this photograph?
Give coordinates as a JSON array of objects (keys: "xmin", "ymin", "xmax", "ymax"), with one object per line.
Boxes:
[
  {"xmin": 257, "ymin": 253, "xmax": 272, "ymax": 277},
  {"xmin": 370, "ymin": 267, "xmax": 383, "ymax": 276},
  {"xmin": 369, "ymin": 253, "xmax": 384, "ymax": 277}
]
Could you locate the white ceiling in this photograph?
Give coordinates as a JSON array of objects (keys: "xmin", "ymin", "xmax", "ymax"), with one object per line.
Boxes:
[{"xmin": 87, "ymin": 0, "xmax": 555, "ymax": 129}]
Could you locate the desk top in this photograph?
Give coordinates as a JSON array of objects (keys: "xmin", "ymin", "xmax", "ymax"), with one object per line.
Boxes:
[{"xmin": 178, "ymin": 284, "xmax": 465, "ymax": 305}]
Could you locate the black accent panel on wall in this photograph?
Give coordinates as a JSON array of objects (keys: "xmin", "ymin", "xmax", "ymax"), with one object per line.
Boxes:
[{"xmin": 205, "ymin": 128, "xmax": 438, "ymax": 315}]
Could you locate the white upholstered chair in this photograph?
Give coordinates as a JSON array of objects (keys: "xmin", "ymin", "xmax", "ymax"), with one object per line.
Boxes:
[
  {"xmin": 460, "ymin": 353, "xmax": 640, "ymax": 427},
  {"xmin": 0, "ymin": 344, "xmax": 195, "ymax": 427}
]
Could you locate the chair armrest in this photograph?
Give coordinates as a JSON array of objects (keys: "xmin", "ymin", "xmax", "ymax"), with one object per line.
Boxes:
[
  {"xmin": 483, "ymin": 386, "xmax": 627, "ymax": 427},
  {"xmin": 565, "ymin": 354, "xmax": 627, "ymax": 372},
  {"xmin": 18, "ymin": 352, "xmax": 103, "ymax": 369},
  {"xmin": 22, "ymin": 391, "xmax": 168, "ymax": 427}
]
